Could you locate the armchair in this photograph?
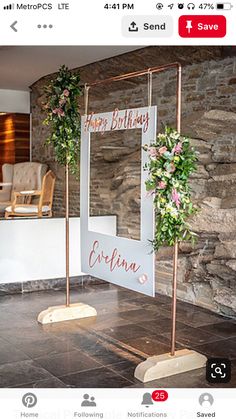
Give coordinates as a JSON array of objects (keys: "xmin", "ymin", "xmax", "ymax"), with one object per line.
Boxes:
[
  {"xmin": 0, "ymin": 162, "xmax": 48, "ymax": 214},
  {"xmin": 5, "ymin": 170, "xmax": 56, "ymax": 219}
]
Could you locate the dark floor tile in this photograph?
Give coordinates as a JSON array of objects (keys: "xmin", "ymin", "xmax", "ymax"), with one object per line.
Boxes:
[
  {"xmin": 138, "ymin": 318, "xmax": 187, "ymax": 335},
  {"xmin": 108, "ymin": 360, "xmax": 140, "ymax": 382},
  {"xmin": 94, "ymin": 300, "xmax": 143, "ymax": 315},
  {"xmin": 66, "ymin": 330, "xmax": 143, "ymax": 366},
  {"xmin": 0, "ymin": 311, "xmax": 34, "ymax": 329},
  {"xmin": 101, "ymin": 324, "xmax": 152, "ymax": 341},
  {"xmin": 11, "ymin": 377, "xmax": 67, "ymax": 388},
  {"xmin": 91, "ymin": 347, "xmax": 140, "ymax": 367},
  {"xmin": 116, "ymin": 289, "xmax": 150, "ymax": 301},
  {"xmin": 60, "ymin": 366, "xmax": 132, "ymax": 388},
  {"xmin": 64, "ymin": 332, "xmax": 104, "ymax": 353},
  {"xmin": 16, "ymin": 336, "xmax": 75, "ymax": 359},
  {"xmin": 1, "ymin": 291, "xmax": 65, "ymax": 317},
  {"xmin": 0, "ymin": 338, "xmax": 30, "ymax": 365},
  {"xmin": 198, "ymin": 321, "xmax": 236, "ymax": 339},
  {"xmin": 140, "ymin": 303, "xmax": 171, "ymax": 316},
  {"xmin": 119, "ymin": 309, "xmax": 170, "ymax": 323},
  {"xmin": 1, "ymin": 324, "xmax": 48, "ymax": 345},
  {"xmin": 176, "ymin": 307, "xmax": 226, "ymax": 327},
  {"xmin": 41, "ymin": 320, "xmax": 86, "ymax": 337},
  {"xmin": 138, "ymin": 367, "xmax": 209, "ymax": 388},
  {"xmin": 164, "ymin": 325, "xmax": 224, "ymax": 347},
  {"xmin": 34, "ymin": 350, "xmax": 101, "ymax": 377},
  {"xmin": 77, "ymin": 313, "xmax": 133, "ymax": 331},
  {"xmin": 194, "ymin": 337, "xmax": 236, "ymax": 360},
  {"xmin": 0, "ymin": 360, "xmax": 53, "ymax": 387},
  {"xmin": 79, "ymin": 290, "xmax": 124, "ymax": 305},
  {"xmin": 82, "ymin": 282, "xmax": 114, "ymax": 292},
  {"xmin": 122, "ymin": 336, "xmax": 171, "ymax": 356}
]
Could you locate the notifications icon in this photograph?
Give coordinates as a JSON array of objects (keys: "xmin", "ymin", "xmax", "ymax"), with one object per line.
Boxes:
[{"xmin": 141, "ymin": 393, "xmax": 153, "ymax": 407}]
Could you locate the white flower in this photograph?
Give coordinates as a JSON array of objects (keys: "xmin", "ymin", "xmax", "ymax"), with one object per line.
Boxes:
[
  {"xmin": 170, "ymin": 132, "xmax": 180, "ymax": 140},
  {"xmin": 157, "ymin": 134, "xmax": 166, "ymax": 142},
  {"xmin": 155, "ymin": 169, "xmax": 162, "ymax": 177}
]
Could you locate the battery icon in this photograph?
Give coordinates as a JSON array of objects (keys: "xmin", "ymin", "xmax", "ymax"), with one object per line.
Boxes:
[{"xmin": 217, "ymin": 3, "xmax": 233, "ymax": 9}]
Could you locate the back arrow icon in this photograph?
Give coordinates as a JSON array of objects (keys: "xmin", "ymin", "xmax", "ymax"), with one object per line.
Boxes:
[{"xmin": 10, "ymin": 21, "xmax": 18, "ymax": 32}]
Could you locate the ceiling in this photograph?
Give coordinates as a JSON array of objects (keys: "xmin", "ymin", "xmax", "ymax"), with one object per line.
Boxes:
[{"xmin": 0, "ymin": 46, "xmax": 140, "ymax": 91}]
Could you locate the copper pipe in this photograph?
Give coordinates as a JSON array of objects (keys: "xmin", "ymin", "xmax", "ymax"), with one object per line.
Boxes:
[
  {"xmin": 171, "ymin": 239, "xmax": 179, "ymax": 356},
  {"xmin": 148, "ymin": 70, "xmax": 153, "ymax": 107},
  {"xmin": 85, "ymin": 62, "xmax": 181, "ymax": 89},
  {"xmin": 176, "ymin": 64, "xmax": 182, "ymax": 132},
  {"xmin": 65, "ymin": 162, "xmax": 70, "ymax": 307},
  {"xmin": 170, "ymin": 63, "xmax": 182, "ymax": 356},
  {"xmin": 84, "ymin": 84, "xmax": 90, "ymax": 115}
]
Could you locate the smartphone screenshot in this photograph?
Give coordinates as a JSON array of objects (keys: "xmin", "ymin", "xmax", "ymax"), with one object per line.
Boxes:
[{"xmin": 0, "ymin": 1, "xmax": 235, "ymax": 418}]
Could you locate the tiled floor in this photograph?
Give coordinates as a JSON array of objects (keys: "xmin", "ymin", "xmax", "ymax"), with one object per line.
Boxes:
[{"xmin": 0, "ymin": 282, "xmax": 235, "ymax": 388}]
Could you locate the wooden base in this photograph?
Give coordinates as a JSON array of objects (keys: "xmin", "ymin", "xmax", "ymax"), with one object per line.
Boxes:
[
  {"xmin": 37, "ymin": 303, "xmax": 97, "ymax": 324},
  {"xmin": 134, "ymin": 349, "xmax": 207, "ymax": 383}
]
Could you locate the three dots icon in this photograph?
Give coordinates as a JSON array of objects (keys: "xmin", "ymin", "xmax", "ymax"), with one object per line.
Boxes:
[{"xmin": 37, "ymin": 24, "xmax": 53, "ymax": 29}]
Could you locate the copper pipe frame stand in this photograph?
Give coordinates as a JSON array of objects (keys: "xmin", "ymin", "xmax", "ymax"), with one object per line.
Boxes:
[
  {"xmin": 85, "ymin": 62, "xmax": 182, "ymax": 356},
  {"xmin": 84, "ymin": 62, "xmax": 207, "ymax": 382}
]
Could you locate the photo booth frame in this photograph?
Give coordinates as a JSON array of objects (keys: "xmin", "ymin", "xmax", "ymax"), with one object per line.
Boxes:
[
  {"xmin": 81, "ymin": 63, "xmax": 207, "ymax": 382},
  {"xmin": 80, "ymin": 106, "xmax": 157, "ymax": 297}
]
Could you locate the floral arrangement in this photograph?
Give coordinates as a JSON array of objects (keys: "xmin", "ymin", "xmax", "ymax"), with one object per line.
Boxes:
[
  {"xmin": 43, "ymin": 65, "xmax": 82, "ymax": 175},
  {"xmin": 144, "ymin": 126, "xmax": 198, "ymax": 251}
]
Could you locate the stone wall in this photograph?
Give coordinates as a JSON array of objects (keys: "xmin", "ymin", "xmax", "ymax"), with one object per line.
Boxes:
[{"xmin": 31, "ymin": 46, "xmax": 236, "ymax": 317}]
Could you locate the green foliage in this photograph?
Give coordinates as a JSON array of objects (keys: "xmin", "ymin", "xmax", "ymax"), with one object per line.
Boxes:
[
  {"xmin": 144, "ymin": 126, "xmax": 198, "ymax": 251},
  {"xmin": 43, "ymin": 65, "xmax": 82, "ymax": 175}
]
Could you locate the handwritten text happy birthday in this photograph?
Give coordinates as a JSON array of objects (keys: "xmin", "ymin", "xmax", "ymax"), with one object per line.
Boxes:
[{"xmin": 84, "ymin": 108, "xmax": 150, "ymax": 134}]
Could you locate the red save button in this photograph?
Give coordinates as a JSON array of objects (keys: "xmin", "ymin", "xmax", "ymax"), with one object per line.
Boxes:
[{"xmin": 179, "ymin": 15, "xmax": 226, "ymax": 38}]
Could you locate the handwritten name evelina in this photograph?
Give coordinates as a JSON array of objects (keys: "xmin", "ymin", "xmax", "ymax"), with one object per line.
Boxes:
[
  {"xmin": 84, "ymin": 108, "xmax": 150, "ymax": 134},
  {"xmin": 89, "ymin": 240, "xmax": 141, "ymax": 273}
]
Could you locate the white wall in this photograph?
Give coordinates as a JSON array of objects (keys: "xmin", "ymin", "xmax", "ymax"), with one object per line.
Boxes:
[
  {"xmin": 0, "ymin": 89, "xmax": 30, "ymax": 113},
  {"xmin": 0, "ymin": 216, "xmax": 117, "ymax": 284}
]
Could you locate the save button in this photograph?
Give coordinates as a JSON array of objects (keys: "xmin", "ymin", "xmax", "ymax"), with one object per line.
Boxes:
[{"xmin": 179, "ymin": 15, "xmax": 226, "ymax": 38}]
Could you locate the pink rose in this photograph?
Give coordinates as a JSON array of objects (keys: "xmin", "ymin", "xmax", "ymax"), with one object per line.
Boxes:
[
  {"xmin": 157, "ymin": 181, "xmax": 166, "ymax": 189},
  {"xmin": 148, "ymin": 147, "xmax": 158, "ymax": 158},
  {"xmin": 52, "ymin": 108, "xmax": 65, "ymax": 117},
  {"xmin": 159, "ymin": 146, "xmax": 168, "ymax": 155},
  {"xmin": 58, "ymin": 108, "xmax": 65, "ymax": 117},
  {"xmin": 173, "ymin": 142, "xmax": 182, "ymax": 155},
  {"xmin": 63, "ymin": 89, "xmax": 70, "ymax": 97},
  {"xmin": 171, "ymin": 188, "xmax": 181, "ymax": 208}
]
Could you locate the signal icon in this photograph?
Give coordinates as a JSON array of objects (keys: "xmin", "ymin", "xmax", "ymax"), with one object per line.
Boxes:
[{"xmin": 3, "ymin": 3, "xmax": 14, "ymax": 9}]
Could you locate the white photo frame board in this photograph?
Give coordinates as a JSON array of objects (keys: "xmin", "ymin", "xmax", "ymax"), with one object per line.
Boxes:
[{"xmin": 80, "ymin": 106, "xmax": 157, "ymax": 297}]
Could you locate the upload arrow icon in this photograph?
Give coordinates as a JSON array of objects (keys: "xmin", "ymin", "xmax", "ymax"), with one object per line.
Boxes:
[{"xmin": 129, "ymin": 21, "xmax": 139, "ymax": 32}]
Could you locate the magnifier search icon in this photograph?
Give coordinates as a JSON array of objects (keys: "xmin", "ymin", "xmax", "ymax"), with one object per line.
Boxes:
[{"xmin": 215, "ymin": 366, "xmax": 222, "ymax": 374}]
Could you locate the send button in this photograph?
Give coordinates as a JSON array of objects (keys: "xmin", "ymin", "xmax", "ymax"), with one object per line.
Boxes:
[
  {"xmin": 144, "ymin": 22, "xmax": 167, "ymax": 31},
  {"xmin": 122, "ymin": 16, "xmax": 173, "ymax": 37}
]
